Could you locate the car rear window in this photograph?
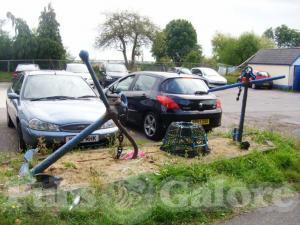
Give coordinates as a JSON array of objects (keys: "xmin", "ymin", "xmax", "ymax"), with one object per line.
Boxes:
[{"xmin": 161, "ymin": 78, "xmax": 208, "ymax": 95}]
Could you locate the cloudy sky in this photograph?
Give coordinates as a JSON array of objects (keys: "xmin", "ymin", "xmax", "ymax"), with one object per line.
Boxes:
[{"xmin": 1, "ymin": 0, "xmax": 299, "ymax": 60}]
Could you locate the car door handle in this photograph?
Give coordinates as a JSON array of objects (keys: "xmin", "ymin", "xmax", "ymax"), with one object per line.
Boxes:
[{"xmin": 142, "ymin": 93, "xmax": 147, "ymax": 98}]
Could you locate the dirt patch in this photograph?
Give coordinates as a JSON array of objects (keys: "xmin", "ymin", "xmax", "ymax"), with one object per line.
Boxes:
[{"xmin": 45, "ymin": 137, "xmax": 270, "ymax": 187}]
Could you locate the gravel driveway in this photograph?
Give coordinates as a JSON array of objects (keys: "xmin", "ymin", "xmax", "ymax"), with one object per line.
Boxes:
[{"xmin": 1, "ymin": 82, "xmax": 299, "ymax": 152}]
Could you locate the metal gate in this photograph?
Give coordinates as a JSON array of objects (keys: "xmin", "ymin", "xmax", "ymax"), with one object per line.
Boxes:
[{"xmin": 293, "ymin": 66, "xmax": 300, "ymax": 91}]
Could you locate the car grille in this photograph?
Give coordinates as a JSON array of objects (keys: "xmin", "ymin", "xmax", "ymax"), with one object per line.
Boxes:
[{"xmin": 60, "ymin": 124, "xmax": 91, "ymax": 132}]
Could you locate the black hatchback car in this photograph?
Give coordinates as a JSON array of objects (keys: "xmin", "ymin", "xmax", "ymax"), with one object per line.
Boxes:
[{"xmin": 106, "ymin": 72, "xmax": 222, "ymax": 140}]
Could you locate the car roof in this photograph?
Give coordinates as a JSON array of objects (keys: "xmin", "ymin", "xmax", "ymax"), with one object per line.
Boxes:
[
  {"xmin": 23, "ymin": 70, "xmax": 76, "ymax": 76},
  {"xmin": 17, "ymin": 63, "xmax": 39, "ymax": 66},
  {"xmin": 135, "ymin": 71, "xmax": 201, "ymax": 79},
  {"xmin": 191, "ymin": 67, "xmax": 215, "ymax": 70},
  {"xmin": 66, "ymin": 63, "xmax": 85, "ymax": 66}
]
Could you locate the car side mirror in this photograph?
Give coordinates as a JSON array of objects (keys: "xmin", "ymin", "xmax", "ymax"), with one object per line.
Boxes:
[
  {"xmin": 8, "ymin": 93, "xmax": 20, "ymax": 100},
  {"xmin": 109, "ymin": 85, "xmax": 121, "ymax": 94}
]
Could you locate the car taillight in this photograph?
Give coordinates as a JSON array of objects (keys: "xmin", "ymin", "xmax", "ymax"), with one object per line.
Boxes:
[
  {"xmin": 216, "ymin": 99, "xmax": 222, "ymax": 109},
  {"xmin": 12, "ymin": 72, "xmax": 17, "ymax": 78},
  {"xmin": 156, "ymin": 95, "xmax": 180, "ymax": 110}
]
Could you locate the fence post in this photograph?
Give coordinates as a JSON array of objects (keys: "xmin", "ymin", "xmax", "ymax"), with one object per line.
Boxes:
[{"xmin": 7, "ymin": 60, "xmax": 10, "ymax": 72}]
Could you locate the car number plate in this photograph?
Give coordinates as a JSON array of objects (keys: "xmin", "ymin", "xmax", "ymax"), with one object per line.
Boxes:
[
  {"xmin": 65, "ymin": 135, "xmax": 99, "ymax": 143},
  {"xmin": 192, "ymin": 119, "xmax": 210, "ymax": 125}
]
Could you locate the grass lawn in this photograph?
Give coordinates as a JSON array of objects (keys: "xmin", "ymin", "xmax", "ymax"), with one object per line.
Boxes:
[
  {"xmin": 0, "ymin": 129, "xmax": 299, "ymax": 225},
  {"xmin": 0, "ymin": 71, "xmax": 12, "ymax": 82}
]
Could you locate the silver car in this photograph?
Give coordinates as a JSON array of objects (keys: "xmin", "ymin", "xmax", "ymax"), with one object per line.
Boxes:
[
  {"xmin": 191, "ymin": 67, "xmax": 227, "ymax": 88},
  {"xmin": 6, "ymin": 70, "xmax": 118, "ymax": 151},
  {"xmin": 66, "ymin": 63, "xmax": 94, "ymax": 87}
]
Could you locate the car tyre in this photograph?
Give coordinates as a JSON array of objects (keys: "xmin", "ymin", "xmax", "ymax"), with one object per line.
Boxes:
[
  {"xmin": 6, "ymin": 110, "xmax": 14, "ymax": 128},
  {"xmin": 17, "ymin": 123, "xmax": 26, "ymax": 153},
  {"xmin": 143, "ymin": 112, "xmax": 164, "ymax": 141}
]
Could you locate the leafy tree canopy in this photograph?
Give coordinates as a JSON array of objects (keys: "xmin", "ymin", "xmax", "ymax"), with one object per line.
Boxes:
[
  {"xmin": 212, "ymin": 32, "xmax": 275, "ymax": 65},
  {"xmin": 36, "ymin": 3, "xmax": 65, "ymax": 59},
  {"xmin": 164, "ymin": 19, "xmax": 198, "ymax": 64},
  {"xmin": 95, "ymin": 11, "xmax": 157, "ymax": 68},
  {"xmin": 263, "ymin": 25, "xmax": 300, "ymax": 48}
]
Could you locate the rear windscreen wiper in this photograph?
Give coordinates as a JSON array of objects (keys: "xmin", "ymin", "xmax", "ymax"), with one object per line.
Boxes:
[
  {"xmin": 194, "ymin": 91, "xmax": 208, "ymax": 95},
  {"xmin": 30, "ymin": 96, "xmax": 76, "ymax": 101}
]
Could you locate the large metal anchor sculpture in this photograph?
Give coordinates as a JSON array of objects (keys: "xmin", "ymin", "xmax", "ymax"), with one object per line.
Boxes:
[
  {"xmin": 20, "ymin": 50, "xmax": 139, "ymax": 179},
  {"xmin": 208, "ymin": 66, "xmax": 285, "ymax": 149}
]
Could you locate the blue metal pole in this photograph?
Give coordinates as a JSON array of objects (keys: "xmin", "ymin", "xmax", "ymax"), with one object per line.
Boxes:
[
  {"xmin": 31, "ymin": 114, "xmax": 109, "ymax": 175},
  {"xmin": 237, "ymin": 80, "xmax": 248, "ymax": 142},
  {"xmin": 79, "ymin": 50, "xmax": 110, "ymax": 109},
  {"xmin": 79, "ymin": 50, "xmax": 139, "ymax": 159},
  {"xmin": 208, "ymin": 75, "xmax": 285, "ymax": 93}
]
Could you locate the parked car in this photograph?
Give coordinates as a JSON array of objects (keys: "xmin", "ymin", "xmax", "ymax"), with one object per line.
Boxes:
[
  {"xmin": 66, "ymin": 63, "xmax": 94, "ymax": 87},
  {"xmin": 106, "ymin": 72, "xmax": 222, "ymax": 140},
  {"xmin": 13, "ymin": 64, "xmax": 40, "ymax": 79},
  {"xmin": 237, "ymin": 70, "xmax": 273, "ymax": 89},
  {"xmin": 169, "ymin": 67, "xmax": 210, "ymax": 87},
  {"xmin": 6, "ymin": 70, "xmax": 118, "ymax": 151},
  {"xmin": 100, "ymin": 63, "xmax": 129, "ymax": 87},
  {"xmin": 168, "ymin": 67, "xmax": 193, "ymax": 74},
  {"xmin": 191, "ymin": 67, "xmax": 227, "ymax": 88}
]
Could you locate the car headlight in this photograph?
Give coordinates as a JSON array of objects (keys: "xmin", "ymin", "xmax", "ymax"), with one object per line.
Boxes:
[
  {"xmin": 28, "ymin": 118, "xmax": 60, "ymax": 132},
  {"xmin": 100, "ymin": 120, "xmax": 116, "ymax": 129}
]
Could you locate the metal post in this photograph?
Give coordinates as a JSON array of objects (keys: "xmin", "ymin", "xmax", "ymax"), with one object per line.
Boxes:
[{"xmin": 237, "ymin": 79, "xmax": 249, "ymax": 142}]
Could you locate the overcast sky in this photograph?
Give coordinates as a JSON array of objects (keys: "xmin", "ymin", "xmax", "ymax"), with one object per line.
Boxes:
[{"xmin": 1, "ymin": 0, "xmax": 299, "ymax": 60}]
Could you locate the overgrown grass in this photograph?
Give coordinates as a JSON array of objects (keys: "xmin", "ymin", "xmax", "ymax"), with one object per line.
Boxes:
[
  {"xmin": 0, "ymin": 71, "xmax": 12, "ymax": 82},
  {"xmin": 0, "ymin": 129, "xmax": 299, "ymax": 225}
]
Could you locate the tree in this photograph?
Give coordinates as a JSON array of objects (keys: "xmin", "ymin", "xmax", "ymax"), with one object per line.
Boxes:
[
  {"xmin": 95, "ymin": 11, "xmax": 157, "ymax": 69},
  {"xmin": 263, "ymin": 25, "xmax": 300, "ymax": 48},
  {"xmin": 236, "ymin": 32, "xmax": 264, "ymax": 64},
  {"xmin": 182, "ymin": 49, "xmax": 203, "ymax": 68},
  {"xmin": 212, "ymin": 33, "xmax": 239, "ymax": 65},
  {"xmin": 263, "ymin": 27, "xmax": 274, "ymax": 39},
  {"xmin": 151, "ymin": 31, "xmax": 168, "ymax": 61},
  {"xmin": 6, "ymin": 12, "xmax": 37, "ymax": 59},
  {"xmin": 164, "ymin": 19, "xmax": 198, "ymax": 65},
  {"xmin": 0, "ymin": 19, "xmax": 13, "ymax": 60},
  {"xmin": 212, "ymin": 32, "xmax": 275, "ymax": 65},
  {"xmin": 36, "ymin": 3, "xmax": 65, "ymax": 59}
]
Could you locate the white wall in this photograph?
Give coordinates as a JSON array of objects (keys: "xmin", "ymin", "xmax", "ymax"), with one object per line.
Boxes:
[{"xmin": 248, "ymin": 64, "xmax": 290, "ymax": 86}]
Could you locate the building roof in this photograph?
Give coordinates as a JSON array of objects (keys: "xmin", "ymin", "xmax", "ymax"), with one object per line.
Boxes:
[{"xmin": 247, "ymin": 48, "xmax": 300, "ymax": 66}]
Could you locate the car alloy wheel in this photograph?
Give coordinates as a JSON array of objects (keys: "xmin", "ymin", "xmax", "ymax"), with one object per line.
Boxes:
[
  {"xmin": 144, "ymin": 113, "xmax": 157, "ymax": 138},
  {"xmin": 251, "ymin": 83, "xmax": 256, "ymax": 89}
]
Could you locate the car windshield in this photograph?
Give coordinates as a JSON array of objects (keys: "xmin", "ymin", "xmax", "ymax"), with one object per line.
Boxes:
[
  {"xmin": 201, "ymin": 68, "xmax": 220, "ymax": 76},
  {"xmin": 106, "ymin": 64, "xmax": 127, "ymax": 72},
  {"xmin": 23, "ymin": 75, "xmax": 96, "ymax": 100},
  {"xmin": 161, "ymin": 78, "xmax": 208, "ymax": 95},
  {"xmin": 66, "ymin": 64, "xmax": 89, "ymax": 73},
  {"xmin": 16, "ymin": 64, "xmax": 39, "ymax": 72}
]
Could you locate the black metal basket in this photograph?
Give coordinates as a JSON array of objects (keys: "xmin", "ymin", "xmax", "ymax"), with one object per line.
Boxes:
[{"xmin": 161, "ymin": 122, "xmax": 209, "ymax": 157}]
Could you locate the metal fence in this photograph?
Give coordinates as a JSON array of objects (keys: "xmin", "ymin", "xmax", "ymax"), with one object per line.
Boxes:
[{"xmin": 0, "ymin": 59, "xmax": 221, "ymax": 72}]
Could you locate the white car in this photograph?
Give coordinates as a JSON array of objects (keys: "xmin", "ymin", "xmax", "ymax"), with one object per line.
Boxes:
[
  {"xmin": 191, "ymin": 67, "xmax": 227, "ymax": 88},
  {"xmin": 66, "ymin": 63, "xmax": 94, "ymax": 87}
]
